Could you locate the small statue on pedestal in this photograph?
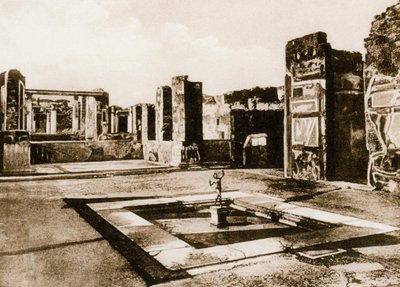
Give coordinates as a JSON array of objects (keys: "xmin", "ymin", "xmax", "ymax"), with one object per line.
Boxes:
[{"xmin": 209, "ymin": 170, "xmax": 225, "ymax": 206}]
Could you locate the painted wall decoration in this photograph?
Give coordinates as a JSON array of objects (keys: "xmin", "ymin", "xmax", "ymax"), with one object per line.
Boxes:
[
  {"xmin": 364, "ymin": 1, "xmax": 400, "ymax": 192},
  {"xmin": 292, "ymin": 150, "xmax": 320, "ymax": 181},
  {"xmin": 364, "ymin": 73, "xmax": 400, "ymax": 191},
  {"xmin": 285, "ymin": 32, "xmax": 367, "ymax": 182}
]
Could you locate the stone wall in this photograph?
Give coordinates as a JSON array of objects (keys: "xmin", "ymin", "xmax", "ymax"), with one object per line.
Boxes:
[
  {"xmin": 285, "ymin": 32, "xmax": 329, "ymax": 181},
  {"xmin": 285, "ymin": 32, "xmax": 368, "ymax": 182},
  {"xmin": 143, "ymin": 140, "xmax": 185, "ymax": 166},
  {"xmin": 0, "ymin": 131, "xmax": 30, "ymax": 173},
  {"xmin": 171, "ymin": 75, "xmax": 203, "ymax": 145},
  {"xmin": 331, "ymin": 50, "xmax": 368, "ymax": 181},
  {"xmin": 31, "ymin": 140, "xmax": 142, "ymax": 164},
  {"xmin": 364, "ymin": 1, "xmax": 400, "ymax": 191},
  {"xmin": 203, "ymin": 88, "xmax": 283, "ymax": 141},
  {"xmin": 231, "ymin": 109, "xmax": 284, "ymax": 168},
  {"xmin": 202, "ymin": 140, "xmax": 231, "ymax": 163},
  {"xmin": 156, "ymin": 86, "xmax": 172, "ymax": 141},
  {"xmin": 365, "ymin": 2, "xmax": 400, "ymax": 77}
]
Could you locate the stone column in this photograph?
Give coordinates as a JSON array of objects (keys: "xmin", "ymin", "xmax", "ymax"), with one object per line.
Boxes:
[
  {"xmin": 141, "ymin": 104, "xmax": 148, "ymax": 142},
  {"xmin": 46, "ymin": 109, "xmax": 51, "ymax": 134},
  {"xmin": 0, "ymin": 85, "xmax": 6, "ymax": 131},
  {"xmin": 25, "ymin": 95, "xmax": 33, "ymax": 132},
  {"xmin": 156, "ymin": 87, "xmax": 163, "ymax": 142},
  {"xmin": 50, "ymin": 106, "xmax": 57, "ymax": 134},
  {"xmin": 110, "ymin": 106, "xmax": 116, "ymax": 134},
  {"xmin": 72, "ymin": 96, "xmax": 79, "ymax": 132},
  {"xmin": 171, "ymin": 75, "xmax": 203, "ymax": 144},
  {"xmin": 132, "ymin": 106, "xmax": 137, "ymax": 140},
  {"xmin": 127, "ymin": 106, "xmax": 133, "ymax": 133},
  {"xmin": 115, "ymin": 112, "xmax": 119, "ymax": 133},
  {"xmin": 171, "ymin": 76, "xmax": 187, "ymax": 142},
  {"xmin": 85, "ymin": 96, "xmax": 97, "ymax": 140}
]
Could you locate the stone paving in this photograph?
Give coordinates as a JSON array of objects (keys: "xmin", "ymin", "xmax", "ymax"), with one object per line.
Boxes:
[
  {"xmin": 0, "ymin": 160, "xmax": 175, "ymax": 182},
  {"xmin": 1, "ymin": 164, "xmax": 400, "ymax": 286},
  {"xmin": 83, "ymin": 190, "xmax": 399, "ymax": 284}
]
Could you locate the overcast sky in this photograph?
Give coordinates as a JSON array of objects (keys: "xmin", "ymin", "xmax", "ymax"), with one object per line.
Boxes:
[{"xmin": 0, "ymin": 0, "xmax": 397, "ymax": 106}]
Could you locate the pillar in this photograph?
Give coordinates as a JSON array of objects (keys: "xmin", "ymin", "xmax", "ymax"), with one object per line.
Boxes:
[
  {"xmin": 0, "ymin": 85, "xmax": 6, "ymax": 131},
  {"xmin": 72, "ymin": 96, "xmax": 79, "ymax": 132},
  {"xmin": 171, "ymin": 75, "xmax": 203, "ymax": 144},
  {"xmin": 155, "ymin": 87, "xmax": 163, "ymax": 142},
  {"xmin": 141, "ymin": 104, "xmax": 148, "ymax": 142},
  {"xmin": 50, "ymin": 106, "xmax": 57, "ymax": 134},
  {"xmin": 285, "ymin": 32, "xmax": 329, "ymax": 181},
  {"xmin": 85, "ymin": 96, "xmax": 97, "ymax": 140},
  {"xmin": 127, "ymin": 106, "xmax": 133, "ymax": 133},
  {"xmin": 25, "ymin": 94, "xmax": 33, "ymax": 132},
  {"xmin": 46, "ymin": 109, "xmax": 51, "ymax": 134},
  {"xmin": 0, "ymin": 130, "xmax": 31, "ymax": 174},
  {"xmin": 156, "ymin": 86, "xmax": 172, "ymax": 142},
  {"xmin": 110, "ymin": 106, "xmax": 116, "ymax": 134}
]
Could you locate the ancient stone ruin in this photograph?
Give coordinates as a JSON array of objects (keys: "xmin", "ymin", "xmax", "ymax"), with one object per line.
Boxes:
[
  {"xmin": 0, "ymin": 1, "xmax": 399, "ymax": 191},
  {"xmin": 284, "ymin": 32, "xmax": 367, "ymax": 182},
  {"xmin": 364, "ymin": 2, "xmax": 400, "ymax": 191}
]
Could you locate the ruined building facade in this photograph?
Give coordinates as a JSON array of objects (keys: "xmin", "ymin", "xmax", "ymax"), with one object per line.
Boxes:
[
  {"xmin": 143, "ymin": 75, "xmax": 203, "ymax": 165},
  {"xmin": 0, "ymin": 70, "xmax": 26, "ymax": 131},
  {"xmin": 285, "ymin": 32, "xmax": 368, "ymax": 182},
  {"xmin": 364, "ymin": 2, "xmax": 400, "ymax": 191}
]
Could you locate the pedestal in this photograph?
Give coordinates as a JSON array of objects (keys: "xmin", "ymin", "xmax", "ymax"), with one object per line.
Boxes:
[
  {"xmin": 0, "ymin": 130, "xmax": 32, "ymax": 174},
  {"xmin": 210, "ymin": 206, "xmax": 229, "ymax": 227}
]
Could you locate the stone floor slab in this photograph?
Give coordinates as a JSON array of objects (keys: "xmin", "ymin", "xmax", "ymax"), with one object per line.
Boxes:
[
  {"xmin": 343, "ymin": 219, "xmax": 399, "ymax": 233},
  {"xmin": 286, "ymin": 207, "xmax": 357, "ymax": 225},
  {"xmin": 154, "ymin": 245, "xmax": 245, "ymax": 270},
  {"xmin": 89, "ymin": 198, "xmax": 179, "ymax": 211},
  {"xmin": 226, "ymin": 237, "xmax": 284, "ymax": 257},
  {"xmin": 99, "ymin": 209, "xmax": 153, "ymax": 227},
  {"xmin": 119, "ymin": 225, "xmax": 190, "ymax": 253},
  {"xmin": 282, "ymin": 226, "xmax": 378, "ymax": 249}
]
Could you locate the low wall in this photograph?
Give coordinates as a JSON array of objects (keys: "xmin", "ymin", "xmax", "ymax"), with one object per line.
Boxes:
[
  {"xmin": 31, "ymin": 140, "xmax": 142, "ymax": 164},
  {"xmin": 144, "ymin": 140, "xmax": 232, "ymax": 165},
  {"xmin": 202, "ymin": 140, "xmax": 231, "ymax": 163},
  {"xmin": 143, "ymin": 141, "xmax": 174, "ymax": 164}
]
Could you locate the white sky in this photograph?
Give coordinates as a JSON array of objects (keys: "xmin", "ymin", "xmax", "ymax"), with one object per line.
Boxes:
[{"xmin": 0, "ymin": 0, "xmax": 397, "ymax": 106}]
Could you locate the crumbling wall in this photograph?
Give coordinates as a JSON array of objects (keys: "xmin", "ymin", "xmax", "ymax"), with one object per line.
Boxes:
[
  {"xmin": 285, "ymin": 32, "xmax": 368, "ymax": 182},
  {"xmin": 171, "ymin": 76, "xmax": 187, "ymax": 142},
  {"xmin": 31, "ymin": 140, "xmax": 142, "ymax": 164},
  {"xmin": 364, "ymin": 1, "xmax": 400, "ymax": 191},
  {"xmin": 203, "ymin": 95, "xmax": 231, "ymax": 140},
  {"xmin": 365, "ymin": 2, "xmax": 400, "ymax": 77},
  {"xmin": 171, "ymin": 75, "xmax": 203, "ymax": 145},
  {"xmin": 143, "ymin": 140, "xmax": 174, "ymax": 164},
  {"xmin": 224, "ymin": 87, "xmax": 279, "ymax": 107},
  {"xmin": 285, "ymin": 32, "xmax": 329, "ymax": 180},
  {"xmin": 0, "ymin": 131, "xmax": 30, "ymax": 173}
]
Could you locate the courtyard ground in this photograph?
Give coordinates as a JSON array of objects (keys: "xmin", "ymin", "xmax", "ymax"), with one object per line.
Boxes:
[{"xmin": 1, "ymin": 162, "xmax": 400, "ymax": 286}]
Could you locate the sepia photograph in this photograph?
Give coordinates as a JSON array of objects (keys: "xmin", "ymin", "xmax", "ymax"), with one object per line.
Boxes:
[{"xmin": 1, "ymin": 0, "xmax": 400, "ymax": 286}]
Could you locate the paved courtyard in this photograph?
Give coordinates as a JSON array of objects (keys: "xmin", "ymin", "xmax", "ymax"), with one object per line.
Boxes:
[{"xmin": 1, "ymin": 163, "xmax": 400, "ymax": 286}]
